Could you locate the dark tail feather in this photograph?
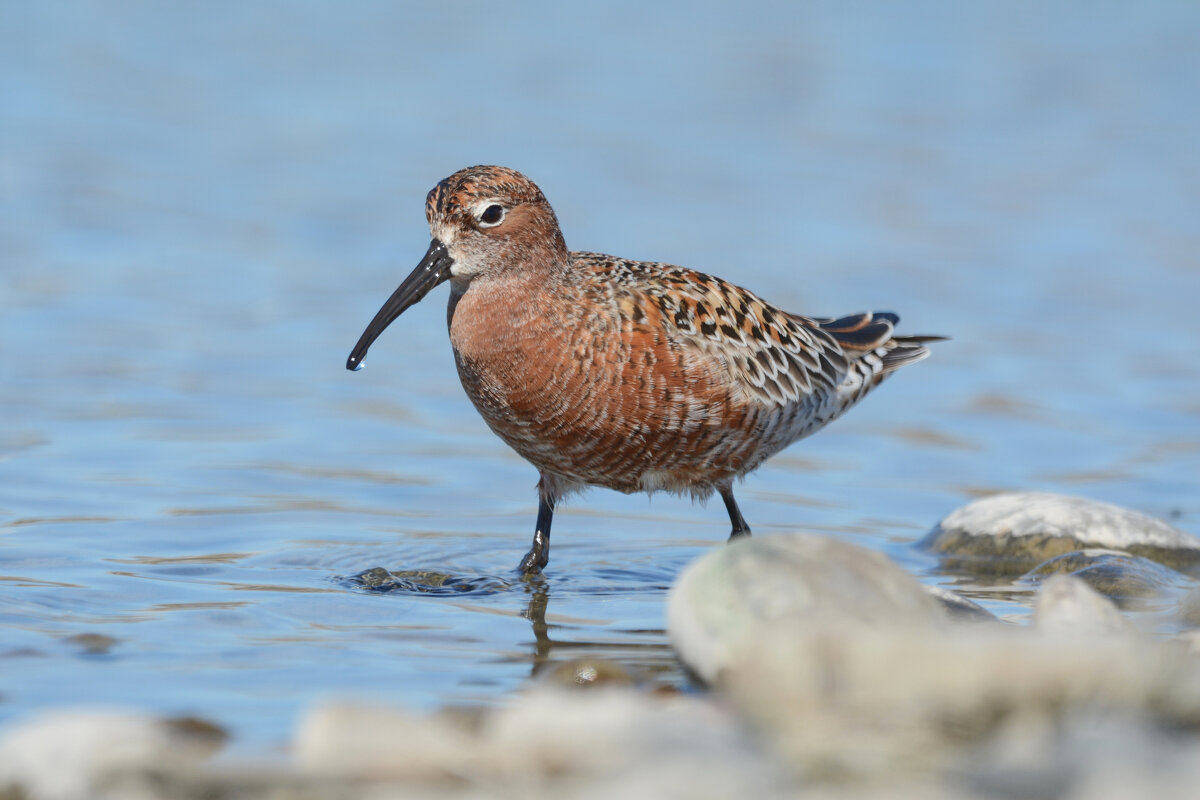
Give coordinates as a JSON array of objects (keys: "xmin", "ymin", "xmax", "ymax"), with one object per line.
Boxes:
[
  {"xmin": 808, "ymin": 310, "xmax": 947, "ymax": 373},
  {"xmin": 811, "ymin": 311, "xmax": 897, "ymax": 351}
]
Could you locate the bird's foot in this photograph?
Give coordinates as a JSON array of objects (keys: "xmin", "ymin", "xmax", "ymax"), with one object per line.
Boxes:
[{"xmin": 517, "ymin": 529, "xmax": 550, "ymax": 575}]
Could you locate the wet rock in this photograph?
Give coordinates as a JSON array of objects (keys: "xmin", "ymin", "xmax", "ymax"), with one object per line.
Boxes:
[
  {"xmin": 0, "ymin": 710, "xmax": 225, "ymax": 800},
  {"xmin": 1023, "ymin": 549, "xmax": 1188, "ymax": 607},
  {"xmin": 922, "ymin": 492, "xmax": 1200, "ymax": 575},
  {"xmin": 346, "ymin": 567, "xmax": 512, "ymax": 595},
  {"xmin": 667, "ymin": 535, "xmax": 944, "ymax": 684},
  {"xmin": 1033, "ymin": 575, "xmax": 1134, "ymax": 636},
  {"xmin": 352, "ymin": 566, "xmax": 396, "ymax": 588}
]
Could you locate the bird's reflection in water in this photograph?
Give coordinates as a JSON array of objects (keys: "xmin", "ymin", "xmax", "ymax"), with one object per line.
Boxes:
[
  {"xmin": 517, "ymin": 578, "xmax": 682, "ymax": 687},
  {"xmin": 521, "ymin": 580, "xmax": 553, "ymax": 666},
  {"xmin": 343, "ymin": 564, "xmax": 685, "ymax": 688}
]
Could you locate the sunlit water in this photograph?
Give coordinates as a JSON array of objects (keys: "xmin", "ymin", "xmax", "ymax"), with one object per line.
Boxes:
[{"xmin": 2, "ymin": 2, "xmax": 1199, "ymax": 754}]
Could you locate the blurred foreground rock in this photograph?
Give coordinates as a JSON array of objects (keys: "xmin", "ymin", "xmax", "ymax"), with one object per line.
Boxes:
[
  {"xmin": 667, "ymin": 534, "xmax": 946, "ymax": 684},
  {"xmin": 0, "ymin": 691, "xmax": 785, "ymax": 800},
  {"xmin": 667, "ymin": 533, "xmax": 1200, "ymax": 795},
  {"xmin": 297, "ymin": 689, "xmax": 786, "ymax": 797},
  {"xmin": 0, "ymin": 711, "xmax": 225, "ymax": 800},
  {"xmin": 1033, "ymin": 574, "xmax": 1134, "ymax": 635}
]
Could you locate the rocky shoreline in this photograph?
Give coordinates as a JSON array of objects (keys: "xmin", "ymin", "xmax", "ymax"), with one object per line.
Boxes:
[{"xmin": 4, "ymin": 492, "xmax": 1200, "ymax": 799}]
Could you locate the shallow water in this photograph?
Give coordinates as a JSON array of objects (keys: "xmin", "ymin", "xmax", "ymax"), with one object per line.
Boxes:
[{"xmin": 2, "ymin": 1, "xmax": 1199, "ymax": 753}]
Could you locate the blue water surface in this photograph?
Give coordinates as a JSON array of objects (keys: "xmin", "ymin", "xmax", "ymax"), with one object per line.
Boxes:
[{"xmin": 2, "ymin": 1, "xmax": 1198, "ymax": 753}]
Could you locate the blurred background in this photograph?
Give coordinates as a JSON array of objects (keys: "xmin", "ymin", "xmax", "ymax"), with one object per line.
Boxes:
[{"xmin": 2, "ymin": 1, "xmax": 1198, "ymax": 754}]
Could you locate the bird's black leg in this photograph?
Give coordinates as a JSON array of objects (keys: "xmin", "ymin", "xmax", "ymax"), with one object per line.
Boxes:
[
  {"xmin": 518, "ymin": 495, "xmax": 555, "ymax": 574},
  {"xmin": 720, "ymin": 486, "xmax": 752, "ymax": 540}
]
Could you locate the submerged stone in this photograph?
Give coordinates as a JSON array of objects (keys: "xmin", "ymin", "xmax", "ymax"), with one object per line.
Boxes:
[
  {"xmin": 540, "ymin": 658, "xmax": 636, "ymax": 689},
  {"xmin": 62, "ymin": 633, "xmax": 121, "ymax": 656},
  {"xmin": 352, "ymin": 566, "xmax": 396, "ymax": 588},
  {"xmin": 1024, "ymin": 549, "xmax": 1188, "ymax": 607},
  {"xmin": 345, "ymin": 567, "xmax": 512, "ymax": 595}
]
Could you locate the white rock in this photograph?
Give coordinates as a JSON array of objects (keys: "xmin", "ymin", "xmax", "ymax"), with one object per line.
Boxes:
[
  {"xmin": 722, "ymin": 624, "xmax": 1200, "ymax": 781},
  {"xmin": 668, "ymin": 534, "xmax": 943, "ymax": 684},
  {"xmin": 0, "ymin": 710, "xmax": 222, "ymax": 800},
  {"xmin": 295, "ymin": 702, "xmax": 479, "ymax": 779},
  {"xmin": 482, "ymin": 688, "xmax": 785, "ymax": 798},
  {"xmin": 296, "ymin": 689, "xmax": 787, "ymax": 799},
  {"xmin": 927, "ymin": 493, "xmax": 1199, "ymax": 552}
]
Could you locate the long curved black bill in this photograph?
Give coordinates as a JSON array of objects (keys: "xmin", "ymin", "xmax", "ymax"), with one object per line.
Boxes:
[{"xmin": 346, "ymin": 238, "xmax": 453, "ymax": 371}]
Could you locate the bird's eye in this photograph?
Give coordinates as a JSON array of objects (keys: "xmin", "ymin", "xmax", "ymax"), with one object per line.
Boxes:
[{"xmin": 478, "ymin": 204, "xmax": 505, "ymax": 226}]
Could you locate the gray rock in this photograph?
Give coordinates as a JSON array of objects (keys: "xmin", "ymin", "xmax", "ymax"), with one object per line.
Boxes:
[
  {"xmin": 667, "ymin": 535, "xmax": 944, "ymax": 684},
  {"xmin": 922, "ymin": 493, "xmax": 1200, "ymax": 575}
]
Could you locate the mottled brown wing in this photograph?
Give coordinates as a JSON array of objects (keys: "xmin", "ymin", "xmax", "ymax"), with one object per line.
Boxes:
[{"xmin": 578, "ymin": 253, "xmax": 852, "ymax": 408}]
